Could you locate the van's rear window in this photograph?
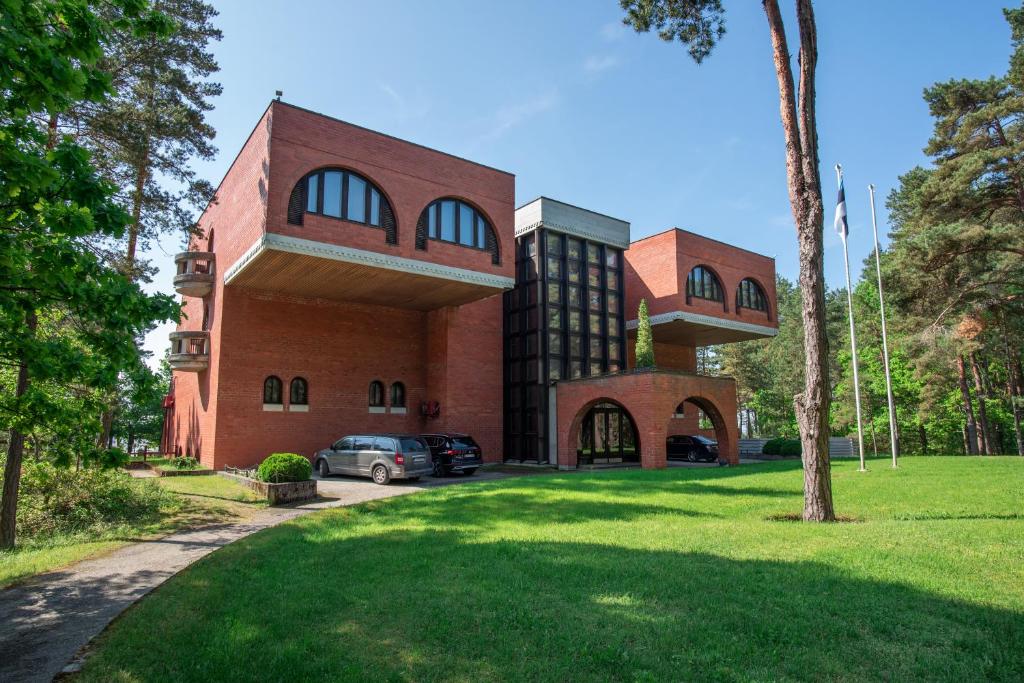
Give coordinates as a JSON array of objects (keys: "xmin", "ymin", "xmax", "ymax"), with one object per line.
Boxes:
[{"xmin": 400, "ymin": 438, "xmax": 427, "ymax": 451}]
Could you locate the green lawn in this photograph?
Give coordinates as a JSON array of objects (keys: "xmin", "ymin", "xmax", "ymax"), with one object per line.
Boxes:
[
  {"xmin": 0, "ymin": 475, "xmax": 264, "ymax": 588},
  {"xmin": 78, "ymin": 457, "xmax": 1024, "ymax": 682}
]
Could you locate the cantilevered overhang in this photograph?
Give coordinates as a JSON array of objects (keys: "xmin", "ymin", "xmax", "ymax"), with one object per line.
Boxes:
[
  {"xmin": 224, "ymin": 234, "xmax": 513, "ymax": 310},
  {"xmin": 626, "ymin": 310, "xmax": 778, "ymax": 346}
]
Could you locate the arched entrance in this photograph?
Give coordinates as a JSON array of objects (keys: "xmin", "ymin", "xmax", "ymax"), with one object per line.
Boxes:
[
  {"xmin": 667, "ymin": 396, "xmax": 732, "ymax": 463},
  {"xmin": 577, "ymin": 401, "xmax": 640, "ymax": 465}
]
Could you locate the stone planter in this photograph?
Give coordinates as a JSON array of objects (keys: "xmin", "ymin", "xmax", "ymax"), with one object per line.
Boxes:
[
  {"xmin": 156, "ymin": 467, "xmax": 215, "ymax": 477},
  {"xmin": 217, "ymin": 471, "xmax": 317, "ymax": 505}
]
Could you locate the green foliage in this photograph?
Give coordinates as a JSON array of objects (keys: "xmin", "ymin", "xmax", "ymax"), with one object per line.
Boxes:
[
  {"xmin": 634, "ymin": 299, "xmax": 655, "ymax": 368},
  {"xmin": 14, "ymin": 461, "xmax": 174, "ymax": 543},
  {"xmin": 257, "ymin": 453, "xmax": 312, "ymax": 483},
  {"xmin": 762, "ymin": 437, "xmax": 801, "ymax": 456},
  {"xmin": 619, "ymin": 0, "xmax": 726, "ymax": 64},
  {"xmin": 168, "ymin": 456, "xmax": 201, "ymax": 471}
]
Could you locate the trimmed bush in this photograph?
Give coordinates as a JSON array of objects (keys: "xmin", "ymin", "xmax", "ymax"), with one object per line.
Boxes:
[
  {"xmin": 763, "ymin": 438, "xmax": 801, "ymax": 456},
  {"xmin": 257, "ymin": 453, "xmax": 312, "ymax": 483}
]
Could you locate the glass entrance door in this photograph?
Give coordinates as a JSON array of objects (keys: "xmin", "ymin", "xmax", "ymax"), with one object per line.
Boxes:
[{"xmin": 577, "ymin": 402, "xmax": 639, "ymax": 465}]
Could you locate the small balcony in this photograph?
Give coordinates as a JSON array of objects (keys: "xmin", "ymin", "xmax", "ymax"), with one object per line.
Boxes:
[
  {"xmin": 168, "ymin": 331, "xmax": 210, "ymax": 372},
  {"xmin": 173, "ymin": 252, "xmax": 216, "ymax": 297}
]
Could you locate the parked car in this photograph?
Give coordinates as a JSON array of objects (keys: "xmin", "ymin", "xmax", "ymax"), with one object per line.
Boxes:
[
  {"xmin": 314, "ymin": 434, "xmax": 433, "ymax": 485},
  {"xmin": 422, "ymin": 433, "xmax": 483, "ymax": 476},
  {"xmin": 666, "ymin": 435, "xmax": 719, "ymax": 462}
]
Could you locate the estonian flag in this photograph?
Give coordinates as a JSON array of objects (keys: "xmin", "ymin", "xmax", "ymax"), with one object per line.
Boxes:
[{"xmin": 834, "ymin": 172, "xmax": 849, "ymax": 238}]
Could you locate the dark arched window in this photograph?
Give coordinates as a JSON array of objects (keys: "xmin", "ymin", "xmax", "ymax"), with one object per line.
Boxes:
[
  {"xmin": 390, "ymin": 382, "xmax": 405, "ymax": 408},
  {"xmin": 263, "ymin": 376, "xmax": 282, "ymax": 404},
  {"xmin": 368, "ymin": 380, "xmax": 384, "ymax": 407},
  {"xmin": 736, "ymin": 278, "xmax": 768, "ymax": 314},
  {"xmin": 415, "ymin": 198, "xmax": 500, "ymax": 264},
  {"xmin": 686, "ymin": 265, "xmax": 724, "ymax": 303},
  {"xmin": 290, "ymin": 377, "xmax": 308, "ymax": 405},
  {"xmin": 207, "ymin": 228, "xmax": 214, "ymax": 252},
  {"xmin": 287, "ymin": 167, "xmax": 397, "ymax": 244}
]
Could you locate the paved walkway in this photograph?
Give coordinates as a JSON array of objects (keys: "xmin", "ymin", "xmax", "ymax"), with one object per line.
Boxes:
[{"xmin": 0, "ymin": 469, "xmax": 512, "ymax": 683}]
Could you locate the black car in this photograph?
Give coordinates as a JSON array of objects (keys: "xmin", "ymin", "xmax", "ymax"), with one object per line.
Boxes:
[
  {"xmin": 667, "ymin": 435, "xmax": 719, "ymax": 462},
  {"xmin": 422, "ymin": 433, "xmax": 482, "ymax": 476}
]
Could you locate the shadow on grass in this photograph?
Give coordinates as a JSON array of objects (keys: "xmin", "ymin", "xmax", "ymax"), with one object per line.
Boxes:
[{"xmin": 77, "ymin": 524, "xmax": 1024, "ymax": 683}]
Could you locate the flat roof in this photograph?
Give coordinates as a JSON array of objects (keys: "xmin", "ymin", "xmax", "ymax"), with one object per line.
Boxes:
[{"xmin": 631, "ymin": 226, "xmax": 775, "ymax": 261}]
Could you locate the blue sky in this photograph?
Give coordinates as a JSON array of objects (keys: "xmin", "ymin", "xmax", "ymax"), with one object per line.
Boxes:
[{"xmin": 141, "ymin": 0, "xmax": 1015, "ymax": 361}]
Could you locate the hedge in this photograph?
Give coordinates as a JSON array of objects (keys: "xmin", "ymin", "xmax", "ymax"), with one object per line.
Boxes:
[
  {"xmin": 257, "ymin": 453, "xmax": 312, "ymax": 483},
  {"xmin": 762, "ymin": 438, "xmax": 802, "ymax": 456}
]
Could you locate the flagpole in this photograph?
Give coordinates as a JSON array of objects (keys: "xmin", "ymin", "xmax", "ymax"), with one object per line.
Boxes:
[
  {"xmin": 836, "ymin": 165, "xmax": 867, "ymax": 472},
  {"xmin": 868, "ymin": 184, "xmax": 899, "ymax": 467}
]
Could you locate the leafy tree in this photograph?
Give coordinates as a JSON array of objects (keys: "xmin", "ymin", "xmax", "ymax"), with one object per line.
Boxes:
[
  {"xmin": 0, "ymin": 0, "xmax": 178, "ymax": 549},
  {"xmin": 635, "ymin": 299, "xmax": 655, "ymax": 368},
  {"xmin": 621, "ymin": 0, "xmax": 836, "ymax": 520}
]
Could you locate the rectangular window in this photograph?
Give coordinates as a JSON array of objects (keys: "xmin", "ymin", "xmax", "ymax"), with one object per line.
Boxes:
[
  {"xmin": 549, "ymin": 363, "xmax": 562, "ymax": 380},
  {"xmin": 347, "ymin": 175, "xmax": 366, "ymax": 222},
  {"xmin": 525, "ymin": 332, "xmax": 538, "ymax": 355},
  {"xmin": 369, "ymin": 189, "xmax": 381, "ymax": 226},
  {"xmin": 569, "ymin": 310, "xmax": 581, "ymax": 333},
  {"xmin": 606, "ymin": 248, "xmax": 620, "ymax": 269},
  {"xmin": 608, "ymin": 340, "xmax": 621, "ymax": 361},
  {"xmin": 568, "ymin": 261, "xmax": 581, "ymax": 284},
  {"xmin": 428, "ymin": 205, "xmax": 438, "ymax": 238},
  {"xmin": 567, "ymin": 238, "xmax": 582, "ymax": 260},
  {"xmin": 323, "ymin": 171, "xmax": 342, "ymax": 218},
  {"xmin": 587, "ymin": 244, "xmax": 600, "ymax": 264},
  {"xmin": 589, "ymin": 291, "xmax": 602, "ymax": 312},
  {"xmin": 590, "ymin": 313, "xmax": 602, "ymax": 335},
  {"xmin": 546, "ymin": 232, "xmax": 562, "ymax": 255},
  {"xmin": 459, "ymin": 204, "xmax": 475, "ymax": 246},
  {"xmin": 569, "ymin": 335, "xmax": 582, "ymax": 357},
  {"xmin": 607, "ymin": 315, "xmax": 620, "ymax": 336},
  {"xmin": 548, "ymin": 307, "xmax": 562, "ymax": 330},
  {"xmin": 306, "ymin": 175, "xmax": 319, "ymax": 213},
  {"xmin": 606, "ymin": 270, "xmax": 619, "ymax": 291},
  {"xmin": 547, "ymin": 256, "xmax": 561, "ymax": 279},
  {"xmin": 607, "ymin": 292, "xmax": 620, "ymax": 313},
  {"xmin": 441, "ymin": 200, "xmax": 456, "ymax": 241},
  {"xmin": 476, "ymin": 220, "xmax": 486, "ymax": 248},
  {"xmin": 590, "ymin": 361, "xmax": 604, "ymax": 376},
  {"xmin": 588, "ymin": 265, "xmax": 601, "ymax": 288},
  {"xmin": 547, "ymin": 282, "xmax": 561, "ymax": 304},
  {"xmin": 567, "ymin": 285, "xmax": 581, "ymax": 308},
  {"xmin": 570, "ymin": 360, "xmax": 583, "ymax": 378},
  {"xmin": 590, "ymin": 338, "xmax": 604, "ymax": 359},
  {"xmin": 548, "ymin": 331, "xmax": 562, "ymax": 355}
]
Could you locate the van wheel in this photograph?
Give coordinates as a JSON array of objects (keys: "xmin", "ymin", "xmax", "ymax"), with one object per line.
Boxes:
[
  {"xmin": 687, "ymin": 451, "xmax": 697, "ymax": 462},
  {"xmin": 318, "ymin": 459, "xmax": 330, "ymax": 477},
  {"xmin": 372, "ymin": 465, "xmax": 391, "ymax": 485}
]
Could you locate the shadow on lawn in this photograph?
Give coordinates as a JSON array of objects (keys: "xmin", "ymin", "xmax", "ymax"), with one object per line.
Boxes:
[{"xmin": 79, "ymin": 524, "xmax": 1024, "ymax": 683}]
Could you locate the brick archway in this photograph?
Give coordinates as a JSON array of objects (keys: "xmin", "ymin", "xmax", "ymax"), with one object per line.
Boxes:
[
  {"xmin": 668, "ymin": 396, "xmax": 734, "ymax": 463},
  {"xmin": 568, "ymin": 398, "xmax": 642, "ymax": 467},
  {"xmin": 555, "ymin": 370, "xmax": 739, "ymax": 470}
]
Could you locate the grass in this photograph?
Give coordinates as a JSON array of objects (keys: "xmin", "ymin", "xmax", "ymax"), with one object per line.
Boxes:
[
  {"xmin": 77, "ymin": 457, "xmax": 1024, "ymax": 682},
  {"xmin": 0, "ymin": 474, "xmax": 265, "ymax": 588}
]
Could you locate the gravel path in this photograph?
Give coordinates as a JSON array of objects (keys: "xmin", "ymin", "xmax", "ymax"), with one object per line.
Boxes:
[{"xmin": 0, "ymin": 470, "xmax": 513, "ymax": 683}]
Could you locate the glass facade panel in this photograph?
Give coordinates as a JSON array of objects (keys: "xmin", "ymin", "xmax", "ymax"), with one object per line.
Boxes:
[
  {"xmin": 546, "ymin": 256, "xmax": 561, "ymax": 279},
  {"xmin": 428, "ymin": 205, "xmax": 437, "ymax": 238},
  {"xmin": 547, "ymin": 282, "xmax": 561, "ymax": 304},
  {"xmin": 306, "ymin": 175, "xmax": 319, "ymax": 212},
  {"xmin": 476, "ymin": 221, "xmax": 486, "ymax": 248},
  {"xmin": 570, "ymin": 360, "xmax": 583, "ymax": 378},
  {"xmin": 548, "ymin": 331, "xmax": 562, "ymax": 354},
  {"xmin": 567, "ymin": 239, "xmax": 582, "ymax": 260},
  {"xmin": 459, "ymin": 204, "xmax": 475, "ymax": 246},
  {"xmin": 441, "ymin": 200, "xmax": 456, "ymax": 241},
  {"xmin": 607, "ymin": 292, "xmax": 620, "ymax": 313},
  {"xmin": 568, "ymin": 285, "xmax": 581, "ymax": 308},
  {"xmin": 369, "ymin": 188, "xmax": 381, "ymax": 226},
  {"xmin": 607, "ymin": 315, "xmax": 620, "ymax": 336},
  {"xmin": 606, "ymin": 249, "xmax": 620, "ymax": 268},
  {"xmin": 546, "ymin": 232, "xmax": 562, "ymax": 255},
  {"xmin": 589, "ymin": 314, "xmax": 602, "ymax": 335},
  {"xmin": 588, "ymin": 265, "xmax": 601, "ymax": 288},
  {"xmin": 606, "ymin": 270, "xmax": 619, "ymax": 291},
  {"xmin": 589, "ymin": 291, "xmax": 602, "ymax": 312},
  {"xmin": 569, "ymin": 335, "xmax": 582, "ymax": 357},
  {"xmin": 323, "ymin": 171, "xmax": 342, "ymax": 217},
  {"xmin": 587, "ymin": 244, "xmax": 600, "ymax": 263},
  {"xmin": 590, "ymin": 361, "xmax": 604, "ymax": 376},
  {"xmin": 548, "ymin": 307, "xmax": 562, "ymax": 330},
  {"xmin": 590, "ymin": 338, "xmax": 603, "ymax": 358},
  {"xmin": 568, "ymin": 261, "xmax": 581, "ymax": 284},
  {"xmin": 568, "ymin": 310, "xmax": 581, "ymax": 332},
  {"xmin": 347, "ymin": 175, "xmax": 366, "ymax": 223},
  {"xmin": 608, "ymin": 340, "xmax": 621, "ymax": 361}
]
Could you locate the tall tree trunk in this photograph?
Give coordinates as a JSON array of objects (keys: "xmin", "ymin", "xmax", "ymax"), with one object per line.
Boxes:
[
  {"xmin": 0, "ymin": 310, "xmax": 37, "ymax": 549},
  {"xmin": 957, "ymin": 355, "xmax": 979, "ymax": 455},
  {"xmin": 764, "ymin": 0, "xmax": 834, "ymax": 521},
  {"xmin": 1000, "ymin": 321, "xmax": 1024, "ymax": 456},
  {"xmin": 970, "ymin": 352, "xmax": 993, "ymax": 454},
  {"xmin": 919, "ymin": 423, "xmax": 928, "ymax": 455}
]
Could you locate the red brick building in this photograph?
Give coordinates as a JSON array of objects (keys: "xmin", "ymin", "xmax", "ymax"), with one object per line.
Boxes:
[{"xmin": 164, "ymin": 101, "xmax": 777, "ymax": 471}]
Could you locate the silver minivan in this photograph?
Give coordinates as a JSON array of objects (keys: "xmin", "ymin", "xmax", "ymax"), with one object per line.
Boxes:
[{"xmin": 314, "ymin": 434, "xmax": 433, "ymax": 485}]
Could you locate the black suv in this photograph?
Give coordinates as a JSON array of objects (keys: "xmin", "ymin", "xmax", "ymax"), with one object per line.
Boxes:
[{"xmin": 422, "ymin": 433, "xmax": 482, "ymax": 476}]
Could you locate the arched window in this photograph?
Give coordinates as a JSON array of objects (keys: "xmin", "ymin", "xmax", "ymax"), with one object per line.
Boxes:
[
  {"xmin": 415, "ymin": 198, "xmax": 500, "ymax": 264},
  {"xmin": 207, "ymin": 228, "xmax": 214, "ymax": 253},
  {"xmin": 390, "ymin": 382, "xmax": 405, "ymax": 408},
  {"xmin": 287, "ymin": 167, "xmax": 397, "ymax": 244},
  {"xmin": 736, "ymin": 278, "xmax": 768, "ymax": 314},
  {"xmin": 368, "ymin": 380, "xmax": 384, "ymax": 407},
  {"xmin": 263, "ymin": 376, "xmax": 282, "ymax": 404},
  {"xmin": 290, "ymin": 377, "xmax": 308, "ymax": 405},
  {"xmin": 686, "ymin": 265, "xmax": 724, "ymax": 303}
]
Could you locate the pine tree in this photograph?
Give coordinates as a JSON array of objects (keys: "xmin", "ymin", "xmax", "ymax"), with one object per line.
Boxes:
[
  {"xmin": 635, "ymin": 299, "xmax": 655, "ymax": 368},
  {"xmin": 621, "ymin": 0, "xmax": 836, "ymax": 520}
]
